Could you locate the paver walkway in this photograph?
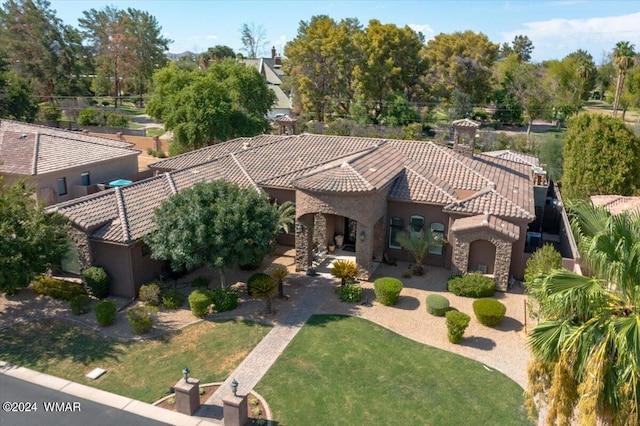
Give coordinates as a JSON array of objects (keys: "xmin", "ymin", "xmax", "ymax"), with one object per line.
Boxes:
[{"xmin": 195, "ymin": 275, "xmax": 331, "ymax": 421}]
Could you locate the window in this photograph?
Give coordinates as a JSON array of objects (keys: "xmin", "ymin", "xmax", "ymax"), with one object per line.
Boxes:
[
  {"xmin": 81, "ymin": 172, "xmax": 90, "ymax": 186},
  {"xmin": 410, "ymin": 215, "xmax": 425, "ymax": 233},
  {"xmin": 57, "ymin": 177, "xmax": 67, "ymax": 196},
  {"xmin": 389, "ymin": 217, "xmax": 403, "ymax": 249},
  {"xmin": 429, "ymin": 222, "xmax": 445, "ymax": 255}
]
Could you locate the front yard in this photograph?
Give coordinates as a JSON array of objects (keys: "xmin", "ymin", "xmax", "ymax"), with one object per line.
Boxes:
[{"xmin": 0, "ymin": 319, "xmax": 271, "ymax": 403}]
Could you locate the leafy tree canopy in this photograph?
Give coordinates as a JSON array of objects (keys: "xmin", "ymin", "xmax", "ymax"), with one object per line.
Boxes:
[
  {"xmin": 146, "ymin": 59, "xmax": 275, "ymax": 154},
  {"xmin": 0, "ymin": 176, "xmax": 69, "ymax": 294},
  {"xmin": 562, "ymin": 113, "xmax": 640, "ymax": 199},
  {"xmin": 144, "ymin": 181, "xmax": 279, "ymax": 286},
  {"xmin": 0, "ymin": 56, "xmax": 38, "ymax": 121}
]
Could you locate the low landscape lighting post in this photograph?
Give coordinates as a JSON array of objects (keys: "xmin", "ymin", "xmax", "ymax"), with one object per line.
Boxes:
[
  {"xmin": 182, "ymin": 367, "xmax": 190, "ymax": 382},
  {"xmin": 231, "ymin": 378, "xmax": 238, "ymax": 396}
]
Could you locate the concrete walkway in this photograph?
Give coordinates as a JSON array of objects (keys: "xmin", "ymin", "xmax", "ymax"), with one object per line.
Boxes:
[{"xmin": 195, "ymin": 276, "xmax": 330, "ymax": 421}]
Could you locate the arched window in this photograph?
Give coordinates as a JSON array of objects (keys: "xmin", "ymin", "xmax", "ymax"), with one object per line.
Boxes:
[
  {"xmin": 429, "ymin": 222, "xmax": 445, "ymax": 255},
  {"xmin": 410, "ymin": 215, "xmax": 424, "ymax": 233},
  {"xmin": 389, "ymin": 217, "xmax": 403, "ymax": 249}
]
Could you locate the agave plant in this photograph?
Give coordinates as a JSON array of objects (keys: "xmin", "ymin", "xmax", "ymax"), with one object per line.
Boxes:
[{"xmin": 330, "ymin": 260, "xmax": 358, "ymax": 286}]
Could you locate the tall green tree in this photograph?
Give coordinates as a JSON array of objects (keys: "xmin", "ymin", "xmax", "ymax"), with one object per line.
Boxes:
[
  {"xmin": 508, "ymin": 63, "xmax": 552, "ymax": 139},
  {"xmin": 562, "ymin": 113, "xmax": 640, "ymax": 199},
  {"xmin": 239, "ymin": 22, "xmax": 268, "ymax": 58},
  {"xmin": 619, "ymin": 64, "xmax": 640, "ymax": 121},
  {"xmin": 611, "ymin": 41, "xmax": 636, "ymax": 118},
  {"xmin": 499, "ymin": 34, "xmax": 534, "ymax": 62},
  {"xmin": 545, "ymin": 51, "xmax": 597, "ymax": 120},
  {"xmin": 0, "ymin": 0, "xmax": 87, "ymax": 101},
  {"xmin": 0, "ymin": 56, "xmax": 38, "ymax": 121},
  {"xmin": 525, "ymin": 202, "xmax": 640, "ymax": 425},
  {"xmin": 197, "ymin": 45, "xmax": 236, "ymax": 68},
  {"xmin": 146, "ymin": 59, "xmax": 275, "ymax": 154},
  {"xmin": 145, "ymin": 181, "xmax": 279, "ymax": 288},
  {"xmin": 0, "ymin": 177, "xmax": 69, "ymax": 294},
  {"xmin": 423, "ymin": 30, "xmax": 499, "ymax": 105}
]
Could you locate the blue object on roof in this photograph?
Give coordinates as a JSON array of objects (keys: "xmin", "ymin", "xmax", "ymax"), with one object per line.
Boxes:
[{"xmin": 109, "ymin": 179, "xmax": 132, "ymax": 187}]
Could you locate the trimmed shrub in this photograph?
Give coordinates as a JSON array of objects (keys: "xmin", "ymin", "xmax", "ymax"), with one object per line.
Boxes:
[
  {"xmin": 426, "ymin": 294, "xmax": 450, "ymax": 316},
  {"xmin": 339, "ymin": 284, "xmax": 362, "ymax": 303},
  {"xmin": 139, "ymin": 283, "xmax": 161, "ymax": 306},
  {"xmin": 373, "ymin": 277, "xmax": 403, "ymax": 306},
  {"xmin": 473, "ymin": 298, "xmax": 507, "ymax": 326},
  {"xmin": 32, "ymin": 276, "xmax": 87, "ymax": 301},
  {"xmin": 162, "ymin": 289, "xmax": 185, "ymax": 309},
  {"xmin": 447, "ymin": 273, "xmax": 495, "ymax": 298},
  {"xmin": 82, "ymin": 266, "xmax": 110, "ymax": 299},
  {"xmin": 247, "ymin": 273, "xmax": 271, "ymax": 296},
  {"xmin": 191, "ymin": 276, "xmax": 209, "ymax": 288},
  {"xmin": 95, "ymin": 300, "xmax": 117, "ymax": 326},
  {"xmin": 106, "ymin": 112, "xmax": 129, "ymax": 127},
  {"xmin": 69, "ymin": 294, "xmax": 91, "ymax": 315},
  {"xmin": 188, "ymin": 290, "xmax": 212, "ymax": 317},
  {"xmin": 210, "ymin": 287, "xmax": 238, "ymax": 312},
  {"xmin": 239, "ymin": 256, "xmax": 264, "ymax": 271},
  {"xmin": 126, "ymin": 306, "xmax": 154, "ymax": 334},
  {"xmin": 446, "ymin": 310, "xmax": 471, "ymax": 344},
  {"xmin": 524, "ymin": 244, "xmax": 562, "ymax": 288}
]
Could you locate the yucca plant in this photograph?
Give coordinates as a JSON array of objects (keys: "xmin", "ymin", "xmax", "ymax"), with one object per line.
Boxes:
[
  {"xmin": 269, "ymin": 265, "xmax": 290, "ymax": 299},
  {"xmin": 250, "ymin": 274, "xmax": 277, "ymax": 314},
  {"xmin": 330, "ymin": 260, "xmax": 358, "ymax": 286}
]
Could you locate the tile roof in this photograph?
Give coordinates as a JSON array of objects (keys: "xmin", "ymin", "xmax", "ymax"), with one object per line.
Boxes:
[
  {"xmin": 450, "ymin": 213, "xmax": 520, "ymax": 241},
  {"xmin": 590, "ymin": 195, "xmax": 640, "ymax": 215},
  {"xmin": 451, "ymin": 118, "xmax": 481, "ymax": 129},
  {"xmin": 52, "ymin": 133, "xmax": 536, "ymax": 244},
  {"xmin": 0, "ymin": 120, "xmax": 139, "ymax": 176},
  {"xmin": 481, "ymin": 150, "xmax": 540, "ymax": 167}
]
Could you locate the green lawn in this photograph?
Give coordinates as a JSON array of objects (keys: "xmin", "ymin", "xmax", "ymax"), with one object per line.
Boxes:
[
  {"xmin": 146, "ymin": 127, "xmax": 166, "ymax": 138},
  {"xmin": 256, "ymin": 315, "xmax": 532, "ymax": 425},
  {"xmin": 0, "ymin": 319, "xmax": 271, "ymax": 402}
]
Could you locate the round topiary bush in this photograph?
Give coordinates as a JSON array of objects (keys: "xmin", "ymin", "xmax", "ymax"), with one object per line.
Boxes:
[
  {"xmin": 473, "ymin": 298, "xmax": 507, "ymax": 326},
  {"xmin": 447, "ymin": 272, "xmax": 496, "ymax": 298},
  {"xmin": 339, "ymin": 284, "xmax": 362, "ymax": 303},
  {"xmin": 162, "ymin": 289, "xmax": 185, "ymax": 309},
  {"xmin": 445, "ymin": 310, "xmax": 471, "ymax": 344},
  {"xmin": 210, "ymin": 287, "xmax": 238, "ymax": 312},
  {"xmin": 82, "ymin": 266, "xmax": 110, "ymax": 299},
  {"xmin": 373, "ymin": 277, "xmax": 403, "ymax": 306},
  {"xmin": 247, "ymin": 273, "xmax": 271, "ymax": 296},
  {"xmin": 188, "ymin": 289, "xmax": 212, "ymax": 317},
  {"xmin": 139, "ymin": 283, "xmax": 161, "ymax": 306},
  {"xmin": 95, "ymin": 300, "xmax": 117, "ymax": 326},
  {"xmin": 426, "ymin": 294, "xmax": 450, "ymax": 316},
  {"xmin": 190, "ymin": 276, "xmax": 209, "ymax": 288},
  {"xmin": 126, "ymin": 306, "xmax": 154, "ymax": 334},
  {"xmin": 32, "ymin": 275, "xmax": 87, "ymax": 301},
  {"xmin": 69, "ymin": 294, "xmax": 91, "ymax": 315}
]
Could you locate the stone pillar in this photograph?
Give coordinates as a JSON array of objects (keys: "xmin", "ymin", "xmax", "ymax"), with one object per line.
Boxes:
[
  {"xmin": 494, "ymin": 242, "xmax": 512, "ymax": 291},
  {"xmin": 223, "ymin": 394, "xmax": 248, "ymax": 426},
  {"xmin": 173, "ymin": 377, "xmax": 200, "ymax": 416},
  {"xmin": 355, "ymin": 222, "xmax": 374, "ymax": 279},
  {"xmin": 295, "ymin": 215, "xmax": 314, "ymax": 271},
  {"xmin": 313, "ymin": 213, "xmax": 327, "ymax": 247},
  {"xmin": 451, "ymin": 237, "xmax": 469, "ymax": 276}
]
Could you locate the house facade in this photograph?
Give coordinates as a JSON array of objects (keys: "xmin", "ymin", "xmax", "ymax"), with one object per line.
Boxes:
[
  {"xmin": 49, "ymin": 128, "xmax": 546, "ymax": 297},
  {"xmin": 0, "ymin": 120, "xmax": 140, "ymax": 206}
]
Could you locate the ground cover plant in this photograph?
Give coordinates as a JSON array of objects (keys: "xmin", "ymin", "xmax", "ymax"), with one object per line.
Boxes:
[
  {"xmin": 0, "ymin": 319, "xmax": 271, "ymax": 402},
  {"xmin": 256, "ymin": 315, "xmax": 531, "ymax": 425}
]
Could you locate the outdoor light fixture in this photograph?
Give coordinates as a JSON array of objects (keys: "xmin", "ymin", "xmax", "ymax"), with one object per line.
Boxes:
[
  {"xmin": 231, "ymin": 379, "xmax": 238, "ymax": 397},
  {"xmin": 359, "ymin": 230, "xmax": 365, "ymax": 241},
  {"xmin": 182, "ymin": 367, "xmax": 190, "ymax": 382},
  {"xmin": 296, "ymin": 223, "xmax": 304, "ymax": 232}
]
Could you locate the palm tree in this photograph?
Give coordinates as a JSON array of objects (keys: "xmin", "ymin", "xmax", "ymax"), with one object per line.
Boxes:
[
  {"xmin": 330, "ymin": 259, "xmax": 358, "ymax": 286},
  {"xmin": 525, "ymin": 202, "xmax": 640, "ymax": 425},
  {"xmin": 273, "ymin": 201, "xmax": 295, "ymax": 234},
  {"xmin": 269, "ymin": 265, "xmax": 290, "ymax": 299},
  {"xmin": 611, "ymin": 41, "xmax": 636, "ymax": 118},
  {"xmin": 395, "ymin": 228, "xmax": 445, "ymax": 276},
  {"xmin": 250, "ymin": 274, "xmax": 277, "ymax": 314}
]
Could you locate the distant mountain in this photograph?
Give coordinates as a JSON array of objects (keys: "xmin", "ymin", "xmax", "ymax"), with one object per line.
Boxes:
[{"xmin": 166, "ymin": 51, "xmax": 197, "ymax": 61}]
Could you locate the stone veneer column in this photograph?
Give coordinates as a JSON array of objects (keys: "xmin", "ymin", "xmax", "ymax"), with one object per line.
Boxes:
[
  {"xmin": 494, "ymin": 241, "xmax": 512, "ymax": 291},
  {"xmin": 295, "ymin": 214, "xmax": 314, "ymax": 272},
  {"xmin": 313, "ymin": 213, "xmax": 327, "ymax": 247},
  {"xmin": 69, "ymin": 226, "xmax": 93, "ymax": 270},
  {"xmin": 451, "ymin": 236, "xmax": 469, "ymax": 276}
]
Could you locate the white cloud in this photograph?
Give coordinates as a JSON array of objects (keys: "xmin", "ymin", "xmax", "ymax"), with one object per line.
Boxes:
[
  {"xmin": 206, "ymin": 35, "xmax": 219, "ymax": 40},
  {"xmin": 501, "ymin": 12, "xmax": 640, "ymax": 59},
  {"xmin": 408, "ymin": 23, "xmax": 435, "ymax": 41}
]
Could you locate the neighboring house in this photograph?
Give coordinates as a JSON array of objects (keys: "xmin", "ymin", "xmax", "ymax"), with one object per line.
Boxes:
[
  {"xmin": 49, "ymin": 122, "xmax": 575, "ymax": 297},
  {"xmin": 0, "ymin": 120, "xmax": 140, "ymax": 206},
  {"xmin": 590, "ymin": 195, "xmax": 640, "ymax": 215},
  {"xmin": 238, "ymin": 48, "xmax": 292, "ymax": 120}
]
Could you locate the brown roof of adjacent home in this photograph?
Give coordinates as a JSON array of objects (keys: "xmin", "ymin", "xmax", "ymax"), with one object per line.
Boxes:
[
  {"xmin": 0, "ymin": 120, "xmax": 139, "ymax": 176},
  {"xmin": 50, "ymin": 133, "xmax": 536, "ymax": 244},
  {"xmin": 590, "ymin": 195, "xmax": 640, "ymax": 215}
]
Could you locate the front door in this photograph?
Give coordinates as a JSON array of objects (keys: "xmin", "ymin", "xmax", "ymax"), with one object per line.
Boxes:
[{"xmin": 345, "ymin": 218, "xmax": 357, "ymax": 245}]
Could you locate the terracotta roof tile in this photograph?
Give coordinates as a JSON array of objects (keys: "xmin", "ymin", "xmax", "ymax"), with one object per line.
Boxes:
[
  {"xmin": 481, "ymin": 150, "xmax": 540, "ymax": 167},
  {"xmin": 294, "ymin": 162, "xmax": 374, "ymax": 192},
  {"xmin": 389, "ymin": 166, "xmax": 458, "ymax": 204},
  {"xmin": 444, "ymin": 188, "xmax": 534, "ymax": 220},
  {"xmin": 450, "ymin": 213, "xmax": 520, "ymax": 241},
  {"xmin": 591, "ymin": 195, "xmax": 640, "ymax": 215},
  {"xmin": 451, "ymin": 118, "xmax": 481, "ymax": 128}
]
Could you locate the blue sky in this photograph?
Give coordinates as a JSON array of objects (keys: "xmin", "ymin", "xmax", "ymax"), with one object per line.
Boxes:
[{"xmin": 49, "ymin": 0, "xmax": 640, "ymax": 63}]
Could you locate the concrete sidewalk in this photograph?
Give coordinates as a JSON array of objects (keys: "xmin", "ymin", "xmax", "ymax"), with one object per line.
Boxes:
[
  {"xmin": 0, "ymin": 361, "xmax": 218, "ymax": 426},
  {"xmin": 195, "ymin": 276, "xmax": 330, "ymax": 421}
]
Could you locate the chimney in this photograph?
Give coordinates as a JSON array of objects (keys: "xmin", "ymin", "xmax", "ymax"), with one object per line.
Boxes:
[{"xmin": 271, "ymin": 46, "xmax": 276, "ymax": 59}]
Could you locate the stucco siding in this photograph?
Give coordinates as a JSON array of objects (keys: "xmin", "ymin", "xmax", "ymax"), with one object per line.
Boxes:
[{"xmin": 91, "ymin": 241, "xmax": 135, "ymax": 297}]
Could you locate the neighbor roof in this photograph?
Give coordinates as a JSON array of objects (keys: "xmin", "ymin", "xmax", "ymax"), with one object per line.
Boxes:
[
  {"xmin": 482, "ymin": 150, "xmax": 540, "ymax": 167},
  {"xmin": 0, "ymin": 120, "xmax": 139, "ymax": 176},
  {"xmin": 590, "ymin": 195, "xmax": 640, "ymax": 215},
  {"xmin": 51, "ymin": 133, "xmax": 535, "ymax": 244}
]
